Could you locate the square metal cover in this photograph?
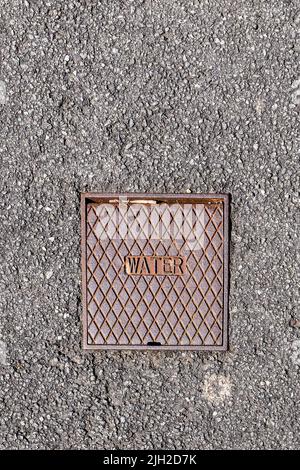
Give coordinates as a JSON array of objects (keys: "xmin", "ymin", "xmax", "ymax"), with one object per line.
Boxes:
[{"xmin": 81, "ymin": 193, "xmax": 229, "ymax": 351}]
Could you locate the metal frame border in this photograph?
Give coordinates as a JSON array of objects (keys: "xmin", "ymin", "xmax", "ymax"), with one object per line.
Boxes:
[{"xmin": 81, "ymin": 193, "xmax": 230, "ymax": 351}]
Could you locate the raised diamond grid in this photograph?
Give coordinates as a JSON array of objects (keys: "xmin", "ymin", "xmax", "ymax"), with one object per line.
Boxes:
[{"xmin": 82, "ymin": 194, "xmax": 229, "ymax": 350}]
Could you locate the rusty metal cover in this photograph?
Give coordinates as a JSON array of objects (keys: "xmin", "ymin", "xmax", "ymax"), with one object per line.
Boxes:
[{"xmin": 81, "ymin": 193, "xmax": 229, "ymax": 351}]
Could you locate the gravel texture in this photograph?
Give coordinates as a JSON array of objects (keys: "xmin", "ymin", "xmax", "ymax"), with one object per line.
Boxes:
[{"xmin": 0, "ymin": 0, "xmax": 299, "ymax": 450}]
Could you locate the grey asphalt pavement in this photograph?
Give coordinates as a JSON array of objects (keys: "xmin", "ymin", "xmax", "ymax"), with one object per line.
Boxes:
[{"xmin": 0, "ymin": 0, "xmax": 299, "ymax": 450}]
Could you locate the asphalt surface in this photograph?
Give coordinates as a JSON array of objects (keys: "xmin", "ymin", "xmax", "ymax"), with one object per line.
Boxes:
[{"xmin": 0, "ymin": 0, "xmax": 299, "ymax": 450}]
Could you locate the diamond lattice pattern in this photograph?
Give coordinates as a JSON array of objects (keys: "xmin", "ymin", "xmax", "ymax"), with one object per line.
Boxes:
[{"xmin": 86, "ymin": 202, "xmax": 224, "ymax": 346}]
